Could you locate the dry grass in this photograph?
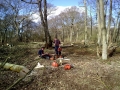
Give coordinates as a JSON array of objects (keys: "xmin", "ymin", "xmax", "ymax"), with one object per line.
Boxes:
[{"xmin": 0, "ymin": 43, "xmax": 120, "ymax": 90}]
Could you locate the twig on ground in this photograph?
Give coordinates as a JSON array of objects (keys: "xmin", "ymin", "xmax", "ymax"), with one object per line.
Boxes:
[
  {"xmin": 0, "ymin": 57, "xmax": 10, "ymax": 71},
  {"xmin": 6, "ymin": 64, "xmax": 36, "ymax": 90}
]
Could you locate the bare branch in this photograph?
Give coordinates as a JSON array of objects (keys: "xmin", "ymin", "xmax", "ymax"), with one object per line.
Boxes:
[{"xmin": 21, "ymin": 0, "xmax": 38, "ymax": 4}]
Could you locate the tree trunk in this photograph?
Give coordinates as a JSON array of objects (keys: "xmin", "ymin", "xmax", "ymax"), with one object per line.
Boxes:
[
  {"xmin": 0, "ymin": 62, "xmax": 29, "ymax": 73},
  {"xmin": 112, "ymin": 14, "xmax": 120, "ymax": 43},
  {"xmin": 107, "ymin": 0, "xmax": 112, "ymax": 44},
  {"xmin": 13, "ymin": 16, "xmax": 20, "ymax": 42},
  {"xmin": 70, "ymin": 24, "xmax": 73, "ymax": 43},
  {"xmin": 97, "ymin": 0, "xmax": 102, "ymax": 46},
  {"xmin": 115, "ymin": 21, "xmax": 120, "ymax": 43},
  {"xmin": 84, "ymin": 0, "xmax": 88, "ymax": 45},
  {"xmin": 62, "ymin": 25, "xmax": 64, "ymax": 42},
  {"xmin": 96, "ymin": 0, "xmax": 102, "ymax": 57},
  {"xmin": 76, "ymin": 30, "xmax": 79, "ymax": 42},
  {"xmin": 90, "ymin": 7, "xmax": 92, "ymax": 36},
  {"xmin": 44, "ymin": 0, "xmax": 52, "ymax": 48},
  {"xmin": 38, "ymin": 0, "xmax": 52, "ymax": 48},
  {"xmin": 99, "ymin": 0, "xmax": 107, "ymax": 60}
]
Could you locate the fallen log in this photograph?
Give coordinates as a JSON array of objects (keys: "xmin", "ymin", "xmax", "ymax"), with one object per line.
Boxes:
[
  {"xmin": 97, "ymin": 45, "xmax": 118, "ymax": 57},
  {"xmin": 0, "ymin": 57, "xmax": 9, "ymax": 70},
  {"xmin": 108, "ymin": 46, "xmax": 118, "ymax": 57},
  {"xmin": 52, "ymin": 45, "xmax": 73, "ymax": 48},
  {"xmin": 6, "ymin": 64, "xmax": 36, "ymax": 90},
  {"xmin": 0, "ymin": 62, "xmax": 29, "ymax": 72},
  {"xmin": 0, "ymin": 62, "xmax": 29, "ymax": 78}
]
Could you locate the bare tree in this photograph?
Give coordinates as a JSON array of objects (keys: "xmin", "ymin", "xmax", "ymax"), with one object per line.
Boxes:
[
  {"xmin": 38, "ymin": 0, "xmax": 52, "ymax": 48},
  {"xmin": 21, "ymin": 0, "xmax": 53, "ymax": 48},
  {"xmin": 84, "ymin": 0, "xmax": 88, "ymax": 45},
  {"xmin": 106, "ymin": 0, "xmax": 113, "ymax": 44},
  {"xmin": 59, "ymin": 6, "xmax": 84, "ymax": 43},
  {"xmin": 99, "ymin": 0, "xmax": 107, "ymax": 60},
  {"xmin": 0, "ymin": 0, "xmax": 35, "ymax": 44},
  {"xmin": 96, "ymin": 0, "xmax": 102, "ymax": 57}
]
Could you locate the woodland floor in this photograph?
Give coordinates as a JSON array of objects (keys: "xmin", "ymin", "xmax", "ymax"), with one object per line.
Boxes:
[{"xmin": 0, "ymin": 43, "xmax": 120, "ymax": 90}]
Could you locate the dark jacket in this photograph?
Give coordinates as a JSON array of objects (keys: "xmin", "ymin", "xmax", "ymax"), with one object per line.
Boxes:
[
  {"xmin": 53, "ymin": 39, "xmax": 61, "ymax": 46},
  {"xmin": 38, "ymin": 49, "xmax": 44, "ymax": 56}
]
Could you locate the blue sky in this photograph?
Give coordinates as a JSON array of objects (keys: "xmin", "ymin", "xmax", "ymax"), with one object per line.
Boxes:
[{"xmin": 49, "ymin": 0, "xmax": 82, "ymax": 6}]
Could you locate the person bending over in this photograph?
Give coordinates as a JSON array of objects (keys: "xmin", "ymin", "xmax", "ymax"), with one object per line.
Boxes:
[{"xmin": 38, "ymin": 47, "xmax": 51, "ymax": 59}]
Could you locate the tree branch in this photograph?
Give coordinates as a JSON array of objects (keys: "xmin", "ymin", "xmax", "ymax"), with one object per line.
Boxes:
[
  {"xmin": 6, "ymin": 64, "xmax": 36, "ymax": 90},
  {"xmin": 21, "ymin": 0, "xmax": 38, "ymax": 4}
]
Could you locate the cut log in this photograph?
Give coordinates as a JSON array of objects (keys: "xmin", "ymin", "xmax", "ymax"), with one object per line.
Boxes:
[
  {"xmin": 0, "ymin": 62, "xmax": 29, "ymax": 77},
  {"xmin": 6, "ymin": 64, "xmax": 36, "ymax": 90}
]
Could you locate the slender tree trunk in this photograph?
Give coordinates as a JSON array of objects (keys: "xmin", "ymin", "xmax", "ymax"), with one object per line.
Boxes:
[
  {"xmin": 70, "ymin": 25, "xmax": 73, "ymax": 43},
  {"xmin": 76, "ymin": 29, "xmax": 79, "ymax": 42},
  {"xmin": 38, "ymin": 0, "xmax": 52, "ymax": 48},
  {"xmin": 67, "ymin": 27, "xmax": 70, "ymax": 42},
  {"xmin": 84, "ymin": 0, "xmax": 87, "ymax": 45},
  {"xmin": 117, "ymin": 21, "xmax": 120, "ymax": 42},
  {"xmin": 115, "ymin": 21, "xmax": 120, "ymax": 42},
  {"xmin": 62, "ymin": 25, "xmax": 64, "ymax": 42},
  {"xmin": 38, "ymin": 0, "xmax": 46, "ymax": 42},
  {"xmin": 44, "ymin": 0, "xmax": 52, "ymax": 47},
  {"xmin": 112, "ymin": 14, "xmax": 120, "ymax": 43},
  {"xmin": 97, "ymin": 0, "xmax": 102, "ymax": 46},
  {"xmin": 90, "ymin": 7, "xmax": 92, "ymax": 36},
  {"xmin": 0, "ymin": 32, "xmax": 3, "ymax": 45},
  {"xmin": 99, "ymin": 0, "xmax": 107, "ymax": 60},
  {"xmin": 96, "ymin": 0, "xmax": 102, "ymax": 57},
  {"xmin": 4, "ymin": 29, "xmax": 7, "ymax": 43},
  {"xmin": 13, "ymin": 15, "xmax": 20, "ymax": 42},
  {"xmin": 107, "ymin": 0, "xmax": 112, "ymax": 44}
]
